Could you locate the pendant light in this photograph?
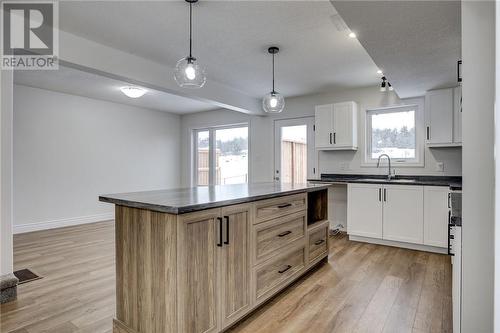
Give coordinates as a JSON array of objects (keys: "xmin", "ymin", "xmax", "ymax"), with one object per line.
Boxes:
[
  {"xmin": 174, "ymin": 0, "xmax": 206, "ymax": 88},
  {"xmin": 262, "ymin": 46, "xmax": 285, "ymax": 113}
]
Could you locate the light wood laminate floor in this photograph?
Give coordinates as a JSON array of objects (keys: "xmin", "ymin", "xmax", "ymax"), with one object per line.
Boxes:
[{"xmin": 0, "ymin": 221, "xmax": 452, "ymax": 333}]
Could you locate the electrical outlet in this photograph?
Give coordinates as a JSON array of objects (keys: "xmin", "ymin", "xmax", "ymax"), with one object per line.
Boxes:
[
  {"xmin": 436, "ymin": 162, "xmax": 444, "ymax": 172},
  {"xmin": 340, "ymin": 162, "xmax": 349, "ymax": 170}
]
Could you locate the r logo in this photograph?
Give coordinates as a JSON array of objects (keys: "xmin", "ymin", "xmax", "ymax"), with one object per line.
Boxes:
[{"xmin": 2, "ymin": 2, "xmax": 54, "ymax": 55}]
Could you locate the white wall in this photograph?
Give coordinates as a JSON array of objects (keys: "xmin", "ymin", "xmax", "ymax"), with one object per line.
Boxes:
[
  {"xmin": 180, "ymin": 85, "xmax": 462, "ymax": 186},
  {"xmin": 1, "ymin": 70, "xmax": 14, "ymax": 275},
  {"xmin": 13, "ymin": 85, "xmax": 181, "ymax": 233},
  {"xmin": 462, "ymin": 1, "xmax": 495, "ymax": 332}
]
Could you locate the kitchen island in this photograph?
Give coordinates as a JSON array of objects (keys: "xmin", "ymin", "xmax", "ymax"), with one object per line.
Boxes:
[{"xmin": 100, "ymin": 182, "xmax": 330, "ymax": 333}]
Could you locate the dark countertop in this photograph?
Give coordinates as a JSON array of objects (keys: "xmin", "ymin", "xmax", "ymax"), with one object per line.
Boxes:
[
  {"xmin": 99, "ymin": 182, "xmax": 330, "ymax": 214},
  {"xmin": 309, "ymin": 174, "xmax": 462, "ymax": 190}
]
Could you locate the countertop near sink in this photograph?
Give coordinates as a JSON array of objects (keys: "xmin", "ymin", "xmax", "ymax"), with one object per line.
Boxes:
[{"xmin": 309, "ymin": 174, "xmax": 462, "ymax": 190}]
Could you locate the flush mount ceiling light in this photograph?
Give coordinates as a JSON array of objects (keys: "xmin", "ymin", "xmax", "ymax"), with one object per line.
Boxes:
[
  {"xmin": 348, "ymin": 32, "xmax": 357, "ymax": 38},
  {"xmin": 377, "ymin": 69, "xmax": 383, "ymax": 75},
  {"xmin": 120, "ymin": 86, "xmax": 147, "ymax": 98},
  {"xmin": 174, "ymin": 0, "xmax": 206, "ymax": 88},
  {"xmin": 262, "ymin": 46, "xmax": 285, "ymax": 113},
  {"xmin": 380, "ymin": 76, "xmax": 394, "ymax": 92}
]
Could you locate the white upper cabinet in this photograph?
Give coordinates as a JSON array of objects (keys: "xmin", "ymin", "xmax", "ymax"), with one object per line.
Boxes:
[
  {"xmin": 453, "ymin": 86, "xmax": 462, "ymax": 143},
  {"xmin": 425, "ymin": 87, "xmax": 462, "ymax": 146},
  {"xmin": 314, "ymin": 101, "xmax": 357, "ymax": 150}
]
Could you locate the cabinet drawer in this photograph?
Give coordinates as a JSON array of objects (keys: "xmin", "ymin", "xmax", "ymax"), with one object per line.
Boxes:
[
  {"xmin": 254, "ymin": 211, "xmax": 306, "ymax": 263},
  {"xmin": 254, "ymin": 193, "xmax": 306, "ymax": 224},
  {"xmin": 255, "ymin": 247, "xmax": 305, "ymax": 299},
  {"xmin": 308, "ymin": 226, "xmax": 328, "ymax": 263}
]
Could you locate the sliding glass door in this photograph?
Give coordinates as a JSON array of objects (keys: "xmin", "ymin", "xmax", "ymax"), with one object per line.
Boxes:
[{"xmin": 193, "ymin": 125, "xmax": 249, "ymax": 186}]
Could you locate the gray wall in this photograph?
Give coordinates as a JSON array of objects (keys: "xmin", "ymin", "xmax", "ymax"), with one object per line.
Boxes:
[
  {"xmin": 462, "ymin": 1, "xmax": 495, "ymax": 332},
  {"xmin": 180, "ymin": 86, "xmax": 462, "ymax": 187},
  {"xmin": 1, "ymin": 70, "xmax": 14, "ymax": 275},
  {"xmin": 13, "ymin": 85, "xmax": 181, "ymax": 232}
]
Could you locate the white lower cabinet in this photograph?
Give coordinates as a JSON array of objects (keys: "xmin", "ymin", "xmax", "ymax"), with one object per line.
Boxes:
[
  {"xmin": 347, "ymin": 184, "xmax": 383, "ymax": 238},
  {"xmin": 382, "ymin": 185, "xmax": 423, "ymax": 244},
  {"xmin": 347, "ymin": 184, "xmax": 448, "ymax": 249},
  {"xmin": 423, "ymin": 186, "xmax": 450, "ymax": 247}
]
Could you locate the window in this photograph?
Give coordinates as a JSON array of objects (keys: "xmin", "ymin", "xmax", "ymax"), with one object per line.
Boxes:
[
  {"xmin": 366, "ymin": 105, "xmax": 420, "ymax": 164},
  {"xmin": 193, "ymin": 124, "xmax": 248, "ymax": 186}
]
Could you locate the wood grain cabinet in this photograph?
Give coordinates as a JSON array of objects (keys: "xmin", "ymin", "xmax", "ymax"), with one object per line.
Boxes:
[
  {"xmin": 112, "ymin": 192, "xmax": 329, "ymax": 333},
  {"xmin": 177, "ymin": 209, "xmax": 221, "ymax": 333},
  {"xmin": 219, "ymin": 204, "xmax": 252, "ymax": 328}
]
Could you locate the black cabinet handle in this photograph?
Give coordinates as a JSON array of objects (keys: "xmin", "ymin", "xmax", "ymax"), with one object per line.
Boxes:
[
  {"xmin": 314, "ymin": 239, "xmax": 325, "ymax": 246},
  {"xmin": 333, "ymin": 132, "xmax": 336, "ymax": 144},
  {"xmin": 384, "ymin": 188, "xmax": 387, "ymax": 202},
  {"xmin": 329, "ymin": 132, "xmax": 332, "ymax": 144},
  {"xmin": 278, "ymin": 265, "xmax": 292, "ymax": 274},
  {"xmin": 457, "ymin": 60, "xmax": 462, "ymax": 83},
  {"xmin": 426, "ymin": 126, "xmax": 430, "ymax": 140},
  {"xmin": 448, "ymin": 193, "xmax": 451, "ymax": 209},
  {"xmin": 217, "ymin": 217, "xmax": 223, "ymax": 247},
  {"xmin": 224, "ymin": 216, "xmax": 229, "ymax": 245},
  {"xmin": 278, "ymin": 231, "xmax": 292, "ymax": 237},
  {"xmin": 277, "ymin": 203, "xmax": 292, "ymax": 209},
  {"xmin": 378, "ymin": 188, "xmax": 382, "ymax": 202}
]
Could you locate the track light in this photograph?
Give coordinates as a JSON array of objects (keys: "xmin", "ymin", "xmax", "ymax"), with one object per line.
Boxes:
[{"xmin": 380, "ymin": 77, "xmax": 387, "ymax": 92}]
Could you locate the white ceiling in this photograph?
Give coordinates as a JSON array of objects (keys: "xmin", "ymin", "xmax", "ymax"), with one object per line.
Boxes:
[
  {"xmin": 332, "ymin": 1, "xmax": 461, "ymax": 98},
  {"xmin": 14, "ymin": 65, "xmax": 218, "ymax": 114},
  {"xmin": 56, "ymin": 0, "xmax": 381, "ymax": 99}
]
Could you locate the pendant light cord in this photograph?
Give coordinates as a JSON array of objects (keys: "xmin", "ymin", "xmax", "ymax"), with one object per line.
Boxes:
[
  {"xmin": 272, "ymin": 53, "xmax": 275, "ymax": 93},
  {"xmin": 189, "ymin": 2, "xmax": 193, "ymax": 59}
]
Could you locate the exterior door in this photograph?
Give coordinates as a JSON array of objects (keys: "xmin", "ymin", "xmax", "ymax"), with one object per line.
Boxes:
[
  {"xmin": 383, "ymin": 185, "xmax": 424, "ymax": 244},
  {"xmin": 274, "ymin": 117, "xmax": 317, "ymax": 184},
  {"xmin": 220, "ymin": 204, "xmax": 251, "ymax": 328},
  {"xmin": 177, "ymin": 209, "xmax": 221, "ymax": 333}
]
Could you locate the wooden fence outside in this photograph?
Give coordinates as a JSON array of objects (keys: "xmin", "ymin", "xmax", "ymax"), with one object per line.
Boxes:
[{"xmin": 281, "ymin": 140, "xmax": 307, "ymax": 184}]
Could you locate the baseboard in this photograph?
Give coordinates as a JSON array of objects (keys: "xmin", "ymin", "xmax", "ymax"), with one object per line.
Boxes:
[
  {"xmin": 349, "ymin": 235, "xmax": 448, "ymax": 254},
  {"xmin": 14, "ymin": 212, "xmax": 115, "ymax": 234}
]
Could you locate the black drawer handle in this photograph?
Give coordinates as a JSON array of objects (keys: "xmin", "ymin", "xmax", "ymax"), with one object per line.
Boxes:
[
  {"xmin": 278, "ymin": 265, "xmax": 292, "ymax": 274},
  {"xmin": 277, "ymin": 203, "xmax": 292, "ymax": 209},
  {"xmin": 217, "ymin": 217, "xmax": 223, "ymax": 247},
  {"xmin": 314, "ymin": 239, "xmax": 325, "ymax": 246},
  {"xmin": 278, "ymin": 231, "xmax": 292, "ymax": 237}
]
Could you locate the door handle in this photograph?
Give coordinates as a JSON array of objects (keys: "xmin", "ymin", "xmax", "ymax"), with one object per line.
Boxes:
[
  {"xmin": 277, "ymin": 203, "xmax": 292, "ymax": 209},
  {"xmin": 278, "ymin": 230, "xmax": 292, "ymax": 237},
  {"xmin": 278, "ymin": 265, "xmax": 292, "ymax": 274},
  {"xmin": 383, "ymin": 188, "xmax": 387, "ymax": 202},
  {"xmin": 217, "ymin": 217, "xmax": 223, "ymax": 247},
  {"xmin": 314, "ymin": 239, "xmax": 325, "ymax": 246},
  {"xmin": 224, "ymin": 216, "xmax": 229, "ymax": 245}
]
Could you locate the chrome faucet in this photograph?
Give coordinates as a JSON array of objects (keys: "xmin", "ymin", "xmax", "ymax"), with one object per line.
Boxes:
[{"xmin": 377, "ymin": 154, "xmax": 392, "ymax": 180}]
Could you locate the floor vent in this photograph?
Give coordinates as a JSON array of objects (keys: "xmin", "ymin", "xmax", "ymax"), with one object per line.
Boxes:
[{"xmin": 14, "ymin": 269, "xmax": 42, "ymax": 285}]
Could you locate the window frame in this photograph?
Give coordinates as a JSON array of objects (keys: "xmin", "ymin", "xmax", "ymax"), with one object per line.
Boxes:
[
  {"xmin": 191, "ymin": 123, "xmax": 250, "ymax": 186},
  {"xmin": 364, "ymin": 104, "xmax": 423, "ymax": 167}
]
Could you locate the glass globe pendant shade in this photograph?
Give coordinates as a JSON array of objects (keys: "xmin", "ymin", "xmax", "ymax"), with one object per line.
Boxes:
[
  {"xmin": 174, "ymin": 57, "xmax": 206, "ymax": 88},
  {"xmin": 262, "ymin": 91, "xmax": 285, "ymax": 113}
]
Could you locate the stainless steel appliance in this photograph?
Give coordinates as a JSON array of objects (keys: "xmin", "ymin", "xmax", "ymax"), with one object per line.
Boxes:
[{"xmin": 448, "ymin": 191, "xmax": 462, "ymax": 333}]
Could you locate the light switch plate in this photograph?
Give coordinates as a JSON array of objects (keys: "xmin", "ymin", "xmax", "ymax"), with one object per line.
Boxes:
[{"xmin": 436, "ymin": 162, "xmax": 444, "ymax": 172}]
